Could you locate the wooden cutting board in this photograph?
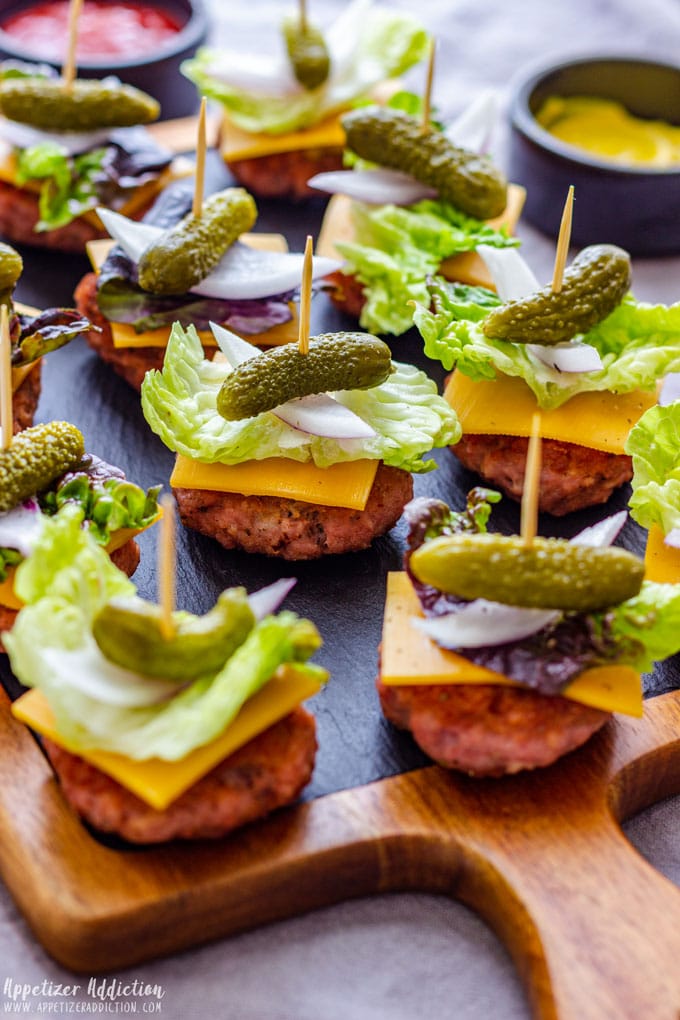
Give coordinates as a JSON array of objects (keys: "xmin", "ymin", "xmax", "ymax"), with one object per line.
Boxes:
[{"xmin": 0, "ymin": 686, "xmax": 678, "ymax": 1020}]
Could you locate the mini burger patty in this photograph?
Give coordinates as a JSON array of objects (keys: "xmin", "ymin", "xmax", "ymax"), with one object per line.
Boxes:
[
  {"xmin": 453, "ymin": 433, "xmax": 633, "ymax": 516},
  {"xmin": 11, "ymin": 361, "xmax": 41, "ymax": 433},
  {"xmin": 173, "ymin": 463, "xmax": 413, "ymax": 560},
  {"xmin": 42, "ymin": 706, "xmax": 317, "ymax": 843},
  {"xmin": 377, "ymin": 680, "xmax": 609, "ymax": 776},
  {"xmin": 227, "ymin": 147, "xmax": 344, "ymax": 201},
  {"xmin": 324, "ymin": 269, "xmax": 367, "ymax": 322}
]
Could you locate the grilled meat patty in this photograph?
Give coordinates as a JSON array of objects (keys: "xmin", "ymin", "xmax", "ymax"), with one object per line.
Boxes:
[
  {"xmin": 11, "ymin": 361, "xmax": 41, "ymax": 433},
  {"xmin": 227, "ymin": 146, "xmax": 344, "ymax": 201}
]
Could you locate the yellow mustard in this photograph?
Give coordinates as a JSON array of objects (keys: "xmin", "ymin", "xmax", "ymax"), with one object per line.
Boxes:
[{"xmin": 535, "ymin": 95, "xmax": 680, "ymax": 168}]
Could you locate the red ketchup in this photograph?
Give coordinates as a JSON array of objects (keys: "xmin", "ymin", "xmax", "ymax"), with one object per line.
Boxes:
[{"xmin": 0, "ymin": 1, "xmax": 183, "ymax": 60}]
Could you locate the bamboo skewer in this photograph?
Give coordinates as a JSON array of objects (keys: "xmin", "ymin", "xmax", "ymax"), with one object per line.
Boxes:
[
  {"xmin": 551, "ymin": 185, "xmax": 574, "ymax": 293},
  {"xmin": 520, "ymin": 412, "xmax": 542, "ymax": 546},
  {"xmin": 192, "ymin": 97, "xmax": 208, "ymax": 219},
  {"xmin": 158, "ymin": 494, "xmax": 177, "ymax": 641},
  {"xmin": 0, "ymin": 305, "xmax": 12, "ymax": 452},
  {"xmin": 420, "ymin": 38, "xmax": 436, "ymax": 134},
  {"xmin": 298, "ymin": 235, "xmax": 314, "ymax": 355},
  {"xmin": 62, "ymin": 0, "xmax": 84, "ymax": 92}
]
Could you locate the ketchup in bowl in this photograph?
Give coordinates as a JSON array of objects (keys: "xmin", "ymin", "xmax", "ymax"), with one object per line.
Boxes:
[{"xmin": 0, "ymin": 0, "xmax": 184, "ymax": 61}]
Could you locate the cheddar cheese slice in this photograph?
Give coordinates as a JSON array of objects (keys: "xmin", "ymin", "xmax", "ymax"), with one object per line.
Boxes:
[
  {"xmin": 86, "ymin": 233, "xmax": 300, "ymax": 349},
  {"xmin": 644, "ymin": 523, "xmax": 680, "ymax": 583},
  {"xmin": 445, "ymin": 370, "xmax": 657, "ymax": 454},
  {"xmin": 381, "ymin": 572, "xmax": 643, "ymax": 717},
  {"xmin": 222, "ymin": 111, "xmax": 346, "ymax": 163},
  {"xmin": 12, "ymin": 664, "xmax": 323, "ymax": 810},
  {"xmin": 316, "ymin": 184, "xmax": 526, "ymax": 290},
  {"xmin": 10, "ymin": 362, "xmax": 37, "ymax": 393},
  {"xmin": 170, "ymin": 454, "xmax": 378, "ymax": 510}
]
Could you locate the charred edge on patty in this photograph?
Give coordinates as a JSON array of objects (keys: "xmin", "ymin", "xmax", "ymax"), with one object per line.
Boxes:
[
  {"xmin": 377, "ymin": 678, "xmax": 610, "ymax": 777},
  {"xmin": 226, "ymin": 147, "xmax": 344, "ymax": 201},
  {"xmin": 173, "ymin": 462, "xmax": 413, "ymax": 560},
  {"xmin": 324, "ymin": 269, "xmax": 367, "ymax": 322},
  {"xmin": 452, "ymin": 433, "xmax": 633, "ymax": 516},
  {"xmin": 42, "ymin": 706, "xmax": 317, "ymax": 843}
]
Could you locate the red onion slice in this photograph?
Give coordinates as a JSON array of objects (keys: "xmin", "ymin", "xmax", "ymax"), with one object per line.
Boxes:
[
  {"xmin": 414, "ymin": 600, "xmax": 560, "ymax": 649},
  {"xmin": 308, "ymin": 169, "xmax": 437, "ymax": 206},
  {"xmin": 248, "ymin": 578, "xmax": 297, "ymax": 620}
]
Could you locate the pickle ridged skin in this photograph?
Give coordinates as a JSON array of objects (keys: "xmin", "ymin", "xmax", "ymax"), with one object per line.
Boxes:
[
  {"xmin": 341, "ymin": 106, "xmax": 508, "ymax": 220},
  {"xmin": 92, "ymin": 588, "xmax": 256, "ymax": 680},
  {"xmin": 0, "ymin": 422, "xmax": 85, "ymax": 512},
  {"xmin": 283, "ymin": 17, "xmax": 330, "ymax": 90},
  {"xmin": 0, "ymin": 79, "xmax": 159, "ymax": 131},
  {"xmin": 409, "ymin": 534, "xmax": 644, "ymax": 612},
  {"xmin": 137, "ymin": 188, "xmax": 257, "ymax": 295},
  {"xmin": 0, "ymin": 243, "xmax": 22, "ymax": 291},
  {"xmin": 482, "ymin": 244, "xmax": 632, "ymax": 345},
  {"xmin": 217, "ymin": 332, "xmax": 392, "ymax": 420}
]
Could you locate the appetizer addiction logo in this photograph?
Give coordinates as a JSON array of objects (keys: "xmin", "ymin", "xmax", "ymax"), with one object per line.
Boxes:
[{"xmin": 2, "ymin": 977, "xmax": 165, "ymax": 1013}]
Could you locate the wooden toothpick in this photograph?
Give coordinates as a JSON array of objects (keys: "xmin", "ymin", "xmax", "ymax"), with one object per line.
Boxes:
[
  {"xmin": 158, "ymin": 493, "xmax": 177, "ymax": 641},
  {"xmin": 420, "ymin": 38, "xmax": 436, "ymax": 134},
  {"xmin": 299, "ymin": 0, "xmax": 307, "ymax": 31},
  {"xmin": 298, "ymin": 234, "xmax": 314, "ymax": 355},
  {"xmin": 520, "ymin": 412, "xmax": 542, "ymax": 546},
  {"xmin": 62, "ymin": 0, "xmax": 84, "ymax": 92},
  {"xmin": 551, "ymin": 185, "xmax": 574, "ymax": 293},
  {"xmin": 192, "ymin": 97, "xmax": 208, "ymax": 218},
  {"xmin": 0, "ymin": 305, "xmax": 12, "ymax": 452}
]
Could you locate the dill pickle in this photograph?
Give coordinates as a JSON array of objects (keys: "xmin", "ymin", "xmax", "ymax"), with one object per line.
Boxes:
[
  {"xmin": 216, "ymin": 332, "xmax": 392, "ymax": 420},
  {"xmin": 341, "ymin": 106, "xmax": 507, "ymax": 220},
  {"xmin": 0, "ymin": 243, "xmax": 22, "ymax": 292},
  {"xmin": 137, "ymin": 187, "xmax": 257, "ymax": 295},
  {"xmin": 0, "ymin": 421, "xmax": 84, "ymax": 512},
  {"xmin": 92, "ymin": 587, "xmax": 255, "ymax": 680},
  {"xmin": 409, "ymin": 534, "xmax": 644, "ymax": 612},
  {"xmin": 0, "ymin": 78, "xmax": 159, "ymax": 131},
  {"xmin": 283, "ymin": 16, "xmax": 330, "ymax": 90},
  {"xmin": 482, "ymin": 244, "xmax": 632, "ymax": 345}
]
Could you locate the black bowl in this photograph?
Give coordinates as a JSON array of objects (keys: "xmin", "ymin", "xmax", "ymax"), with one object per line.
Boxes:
[
  {"xmin": 508, "ymin": 55, "xmax": 680, "ymax": 256},
  {"xmin": 0, "ymin": 0, "xmax": 208, "ymax": 120}
]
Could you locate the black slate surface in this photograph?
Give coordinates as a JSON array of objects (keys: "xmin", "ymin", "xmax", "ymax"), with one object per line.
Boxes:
[{"xmin": 2, "ymin": 154, "xmax": 678, "ymax": 802}]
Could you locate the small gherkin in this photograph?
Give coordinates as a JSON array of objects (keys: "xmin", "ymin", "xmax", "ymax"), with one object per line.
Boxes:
[
  {"xmin": 137, "ymin": 188, "xmax": 258, "ymax": 295},
  {"xmin": 409, "ymin": 533, "xmax": 644, "ymax": 613},
  {"xmin": 0, "ymin": 78, "xmax": 159, "ymax": 131},
  {"xmin": 283, "ymin": 16, "xmax": 331, "ymax": 90},
  {"xmin": 216, "ymin": 332, "xmax": 392, "ymax": 421},
  {"xmin": 0, "ymin": 243, "xmax": 22, "ymax": 292},
  {"xmin": 483, "ymin": 244, "xmax": 632, "ymax": 345},
  {"xmin": 341, "ymin": 106, "xmax": 508, "ymax": 220},
  {"xmin": 0, "ymin": 422, "xmax": 85, "ymax": 512}
]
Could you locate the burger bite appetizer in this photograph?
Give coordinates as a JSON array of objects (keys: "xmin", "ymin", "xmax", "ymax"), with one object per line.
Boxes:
[
  {"xmin": 413, "ymin": 240, "xmax": 680, "ymax": 514},
  {"xmin": 5, "ymin": 508, "xmax": 326, "ymax": 843},
  {"xmin": 181, "ymin": 0, "xmax": 429, "ymax": 200},
  {"xmin": 313, "ymin": 88, "xmax": 525, "ymax": 336},
  {"xmin": 378, "ymin": 489, "xmax": 680, "ymax": 775},
  {"xmin": 0, "ymin": 61, "xmax": 180, "ymax": 251},
  {"xmin": 626, "ymin": 401, "xmax": 680, "ymax": 582},
  {"xmin": 0, "ymin": 421, "xmax": 160, "ymax": 645},
  {"xmin": 141, "ymin": 310, "xmax": 459, "ymax": 559},
  {"xmin": 74, "ymin": 185, "xmax": 340, "ymax": 390}
]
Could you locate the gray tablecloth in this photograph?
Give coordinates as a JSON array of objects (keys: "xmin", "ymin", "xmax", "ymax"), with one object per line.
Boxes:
[{"xmin": 1, "ymin": 2, "xmax": 679, "ymax": 1017}]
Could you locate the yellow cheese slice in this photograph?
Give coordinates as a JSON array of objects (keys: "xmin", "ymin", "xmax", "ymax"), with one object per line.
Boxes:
[
  {"xmin": 381, "ymin": 571, "xmax": 643, "ymax": 717},
  {"xmin": 445, "ymin": 370, "xmax": 657, "ymax": 454},
  {"xmin": 12, "ymin": 664, "xmax": 323, "ymax": 811},
  {"xmin": 0, "ymin": 569, "xmax": 22, "ymax": 611},
  {"xmin": 316, "ymin": 184, "xmax": 526, "ymax": 290},
  {"xmin": 644, "ymin": 523, "xmax": 680, "ymax": 583},
  {"xmin": 86, "ymin": 232, "xmax": 300, "ymax": 349},
  {"xmin": 10, "ymin": 362, "xmax": 36, "ymax": 393},
  {"xmin": 170, "ymin": 454, "xmax": 378, "ymax": 510}
]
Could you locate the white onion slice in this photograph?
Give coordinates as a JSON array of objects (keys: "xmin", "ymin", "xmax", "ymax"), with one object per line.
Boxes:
[
  {"xmin": 325, "ymin": 0, "xmax": 373, "ymax": 82},
  {"xmin": 248, "ymin": 578, "xmax": 297, "ymax": 620},
  {"xmin": 0, "ymin": 118, "xmax": 113, "ymax": 156},
  {"xmin": 570, "ymin": 510, "xmax": 627, "ymax": 548},
  {"xmin": 528, "ymin": 341, "xmax": 603, "ymax": 374},
  {"xmin": 42, "ymin": 640, "xmax": 181, "ymax": 708},
  {"xmin": 199, "ymin": 51, "xmax": 301, "ymax": 96},
  {"xmin": 477, "ymin": 244, "xmax": 539, "ymax": 301},
  {"xmin": 664, "ymin": 528, "xmax": 680, "ymax": 549},
  {"xmin": 0, "ymin": 499, "xmax": 43, "ymax": 556},
  {"xmin": 445, "ymin": 89, "xmax": 499, "ymax": 152},
  {"xmin": 308, "ymin": 168, "xmax": 437, "ymax": 206},
  {"xmin": 97, "ymin": 208, "xmax": 342, "ymax": 300},
  {"xmin": 414, "ymin": 600, "xmax": 560, "ymax": 649},
  {"xmin": 659, "ymin": 373, "xmax": 680, "ymax": 406},
  {"xmin": 209, "ymin": 322, "xmax": 376, "ymax": 439}
]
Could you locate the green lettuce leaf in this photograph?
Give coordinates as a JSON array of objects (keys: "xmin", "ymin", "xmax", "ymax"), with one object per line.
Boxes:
[
  {"xmin": 414, "ymin": 280, "xmax": 680, "ymax": 410},
  {"xmin": 608, "ymin": 580, "xmax": 680, "ymax": 673},
  {"xmin": 626, "ymin": 402, "xmax": 680, "ymax": 534},
  {"xmin": 338, "ymin": 201, "xmax": 517, "ymax": 335},
  {"xmin": 5, "ymin": 506, "xmax": 326, "ymax": 761},
  {"xmin": 141, "ymin": 323, "xmax": 460, "ymax": 473},
  {"xmin": 181, "ymin": 10, "xmax": 428, "ymax": 135},
  {"xmin": 41, "ymin": 474, "xmax": 161, "ymax": 545},
  {"xmin": 16, "ymin": 142, "xmax": 108, "ymax": 231}
]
